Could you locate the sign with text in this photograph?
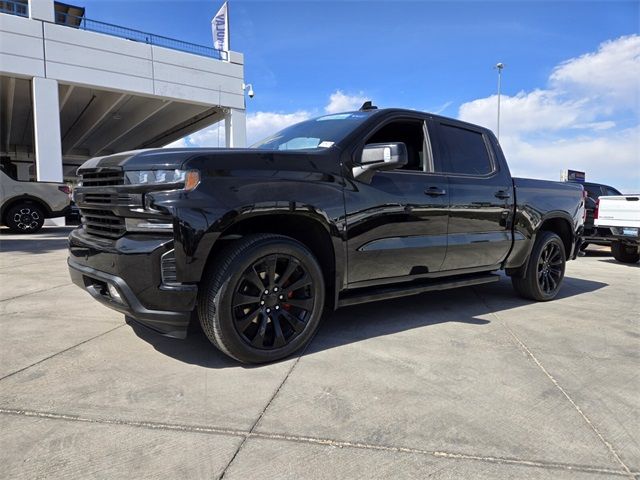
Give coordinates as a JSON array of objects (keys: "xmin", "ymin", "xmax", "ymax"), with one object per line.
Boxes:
[
  {"xmin": 561, "ymin": 169, "xmax": 586, "ymax": 183},
  {"xmin": 212, "ymin": 2, "xmax": 229, "ymax": 52}
]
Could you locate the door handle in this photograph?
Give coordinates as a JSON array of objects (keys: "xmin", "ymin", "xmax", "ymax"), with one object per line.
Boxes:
[
  {"xmin": 425, "ymin": 187, "xmax": 446, "ymax": 196},
  {"xmin": 495, "ymin": 190, "xmax": 511, "ymax": 199}
]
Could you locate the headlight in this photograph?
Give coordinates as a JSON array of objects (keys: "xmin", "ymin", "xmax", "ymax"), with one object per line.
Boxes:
[
  {"xmin": 124, "ymin": 169, "xmax": 200, "ymax": 190},
  {"xmin": 125, "ymin": 217, "xmax": 174, "ymax": 233}
]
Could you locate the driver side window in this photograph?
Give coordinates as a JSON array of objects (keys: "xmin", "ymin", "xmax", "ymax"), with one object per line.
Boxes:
[{"xmin": 365, "ymin": 120, "xmax": 426, "ymax": 172}]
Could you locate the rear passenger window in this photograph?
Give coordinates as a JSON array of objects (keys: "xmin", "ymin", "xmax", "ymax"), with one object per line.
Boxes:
[{"xmin": 439, "ymin": 124, "xmax": 493, "ymax": 175}]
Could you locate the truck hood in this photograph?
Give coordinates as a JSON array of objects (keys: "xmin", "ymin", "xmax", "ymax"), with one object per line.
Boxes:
[
  {"xmin": 78, "ymin": 148, "xmax": 234, "ymax": 171},
  {"xmin": 78, "ymin": 148, "xmax": 338, "ymax": 174},
  {"xmin": 76, "ymin": 148, "xmax": 332, "ymax": 173}
]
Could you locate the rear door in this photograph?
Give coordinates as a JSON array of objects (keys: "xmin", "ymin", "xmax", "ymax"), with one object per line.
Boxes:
[{"xmin": 432, "ymin": 119, "xmax": 515, "ymax": 271}]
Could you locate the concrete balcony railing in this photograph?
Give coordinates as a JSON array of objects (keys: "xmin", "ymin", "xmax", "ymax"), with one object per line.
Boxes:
[
  {"xmin": 0, "ymin": 0, "xmax": 226, "ymax": 60},
  {"xmin": 54, "ymin": 12, "xmax": 227, "ymax": 60}
]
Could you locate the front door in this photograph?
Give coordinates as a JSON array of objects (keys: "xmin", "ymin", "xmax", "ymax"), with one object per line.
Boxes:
[{"xmin": 344, "ymin": 117, "xmax": 450, "ymax": 287}]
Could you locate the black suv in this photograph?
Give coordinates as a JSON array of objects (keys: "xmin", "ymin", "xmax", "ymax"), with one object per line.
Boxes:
[{"xmin": 69, "ymin": 107, "xmax": 584, "ymax": 363}]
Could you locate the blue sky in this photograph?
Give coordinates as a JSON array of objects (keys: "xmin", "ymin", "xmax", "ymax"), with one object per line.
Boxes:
[{"xmin": 80, "ymin": 0, "xmax": 639, "ymax": 191}]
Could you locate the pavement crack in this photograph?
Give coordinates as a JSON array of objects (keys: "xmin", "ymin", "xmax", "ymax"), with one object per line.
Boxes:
[
  {"xmin": 0, "ymin": 407, "xmax": 248, "ymax": 438},
  {"xmin": 218, "ymin": 335, "xmax": 313, "ymax": 479},
  {"xmin": 0, "ymin": 283, "xmax": 69, "ymax": 303},
  {"xmin": 0, "ymin": 407, "xmax": 636, "ymax": 478},
  {"xmin": 472, "ymin": 288, "xmax": 634, "ymax": 477},
  {"xmin": 0, "ymin": 324, "xmax": 124, "ymax": 382}
]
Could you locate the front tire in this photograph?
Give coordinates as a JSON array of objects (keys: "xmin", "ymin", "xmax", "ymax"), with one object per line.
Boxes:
[
  {"xmin": 5, "ymin": 202, "xmax": 45, "ymax": 234},
  {"xmin": 198, "ymin": 234, "xmax": 325, "ymax": 364},
  {"xmin": 512, "ymin": 231, "xmax": 566, "ymax": 301},
  {"xmin": 611, "ymin": 241, "xmax": 640, "ymax": 264}
]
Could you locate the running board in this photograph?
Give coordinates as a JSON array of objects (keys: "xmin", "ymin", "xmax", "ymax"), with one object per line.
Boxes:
[{"xmin": 337, "ymin": 273, "xmax": 501, "ymax": 308}]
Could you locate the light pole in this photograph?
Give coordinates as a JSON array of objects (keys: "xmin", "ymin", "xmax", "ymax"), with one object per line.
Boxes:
[{"xmin": 495, "ymin": 62, "xmax": 504, "ymax": 140}]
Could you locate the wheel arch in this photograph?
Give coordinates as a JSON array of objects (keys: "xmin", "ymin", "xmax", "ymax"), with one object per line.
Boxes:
[
  {"xmin": 201, "ymin": 211, "xmax": 341, "ymax": 311},
  {"xmin": 538, "ymin": 214, "xmax": 574, "ymax": 256},
  {"xmin": 1, "ymin": 194, "xmax": 52, "ymax": 225},
  {"xmin": 507, "ymin": 212, "xmax": 574, "ymax": 278}
]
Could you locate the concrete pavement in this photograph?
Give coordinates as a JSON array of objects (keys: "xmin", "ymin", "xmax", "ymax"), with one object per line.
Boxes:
[{"xmin": 0, "ymin": 227, "xmax": 638, "ymax": 479}]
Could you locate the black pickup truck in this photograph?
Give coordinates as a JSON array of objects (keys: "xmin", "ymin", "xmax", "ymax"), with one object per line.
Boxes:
[{"xmin": 68, "ymin": 107, "xmax": 585, "ymax": 363}]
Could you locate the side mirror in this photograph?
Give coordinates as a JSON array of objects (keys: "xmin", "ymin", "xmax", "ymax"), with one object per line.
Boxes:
[{"xmin": 352, "ymin": 142, "xmax": 408, "ymax": 182}]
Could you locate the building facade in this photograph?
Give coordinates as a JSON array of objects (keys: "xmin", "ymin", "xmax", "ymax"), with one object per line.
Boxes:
[{"xmin": 1, "ymin": 0, "xmax": 247, "ymax": 200}]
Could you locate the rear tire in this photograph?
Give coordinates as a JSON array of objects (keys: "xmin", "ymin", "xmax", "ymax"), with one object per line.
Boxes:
[
  {"xmin": 611, "ymin": 241, "xmax": 640, "ymax": 264},
  {"xmin": 198, "ymin": 234, "xmax": 325, "ymax": 364},
  {"xmin": 5, "ymin": 202, "xmax": 45, "ymax": 234},
  {"xmin": 512, "ymin": 231, "xmax": 566, "ymax": 301}
]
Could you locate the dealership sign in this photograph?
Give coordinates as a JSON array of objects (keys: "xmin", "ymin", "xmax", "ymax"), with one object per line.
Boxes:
[
  {"xmin": 212, "ymin": 2, "xmax": 229, "ymax": 52},
  {"xmin": 562, "ymin": 169, "xmax": 586, "ymax": 183}
]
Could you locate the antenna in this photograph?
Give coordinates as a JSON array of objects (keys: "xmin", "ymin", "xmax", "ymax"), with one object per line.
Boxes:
[{"xmin": 359, "ymin": 101, "xmax": 378, "ymax": 111}]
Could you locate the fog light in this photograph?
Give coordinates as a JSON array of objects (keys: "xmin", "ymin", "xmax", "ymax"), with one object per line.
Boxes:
[{"xmin": 107, "ymin": 283, "xmax": 123, "ymax": 303}]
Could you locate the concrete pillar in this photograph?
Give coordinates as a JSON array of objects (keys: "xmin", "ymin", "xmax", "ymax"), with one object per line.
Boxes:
[
  {"xmin": 32, "ymin": 76, "xmax": 65, "ymax": 226},
  {"xmin": 224, "ymin": 108, "xmax": 247, "ymax": 148},
  {"xmin": 29, "ymin": 0, "xmax": 55, "ymax": 22}
]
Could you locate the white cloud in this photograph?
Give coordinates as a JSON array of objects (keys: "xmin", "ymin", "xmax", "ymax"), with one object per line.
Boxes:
[
  {"xmin": 324, "ymin": 90, "xmax": 368, "ymax": 114},
  {"xmin": 164, "ymin": 137, "xmax": 188, "ymax": 148},
  {"xmin": 246, "ymin": 111, "xmax": 311, "ymax": 145},
  {"xmin": 459, "ymin": 90, "xmax": 593, "ymax": 135},
  {"xmin": 459, "ymin": 34, "xmax": 640, "ymax": 192},
  {"xmin": 550, "ymin": 34, "xmax": 640, "ymax": 108},
  {"xmin": 498, "ymin": 126, "xmax": 640, "ymax": 187},
  {"xmin": 166, "ymin": 89, "xmax": 366, "ymax": 149},
  {"xmin": 162, "ymin": 111, "xmax": 310, "ymax": 148},
  {"xmin": 432, "ymin": 101, "xmax": 453, "ymax": 115}
]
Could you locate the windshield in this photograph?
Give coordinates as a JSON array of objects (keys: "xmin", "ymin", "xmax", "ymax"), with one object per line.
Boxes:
[{"xmin": 251, "ymin": 112, "xmax": 371, "ymax": 151}]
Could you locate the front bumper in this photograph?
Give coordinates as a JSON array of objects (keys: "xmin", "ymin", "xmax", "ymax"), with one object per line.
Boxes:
[{"xmin": 68, "ymin": 228, "xmax": 197, "ymax": 338}]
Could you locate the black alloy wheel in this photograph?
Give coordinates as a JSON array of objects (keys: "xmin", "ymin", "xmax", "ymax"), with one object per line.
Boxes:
[
  {"xmin": 6, "ymin": 203, "xmax": 45, "ymax": 233},
  {"xmin": 231, "ymin": 254, "xmax": 315, "ymax": 349},
  {"xmin": 198, "ymin": 234, "xmax": 325, "ymax": 364},
  {"xmin": 512, "ymin": 230, "xmax": 566, "ymax": 301},
  {"xmin": 537, "ymin": 241, "xmax": 564, "ymax": 295}
]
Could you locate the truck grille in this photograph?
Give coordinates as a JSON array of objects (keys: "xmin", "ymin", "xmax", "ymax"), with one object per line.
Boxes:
[
  {"xmin": 80, "ymin": 208, "xmax": 125, "ymax": 239},
  {"xmin": 80, "ymin": 169, "xmax": 124, "ymax": 187},
  {"xmin": 80, "ymin": 192, "xmax": 142, "ymax": 207},
  {"xmin": 83, "ymin": 193, "xmax": 113, "ymax": 205}
]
